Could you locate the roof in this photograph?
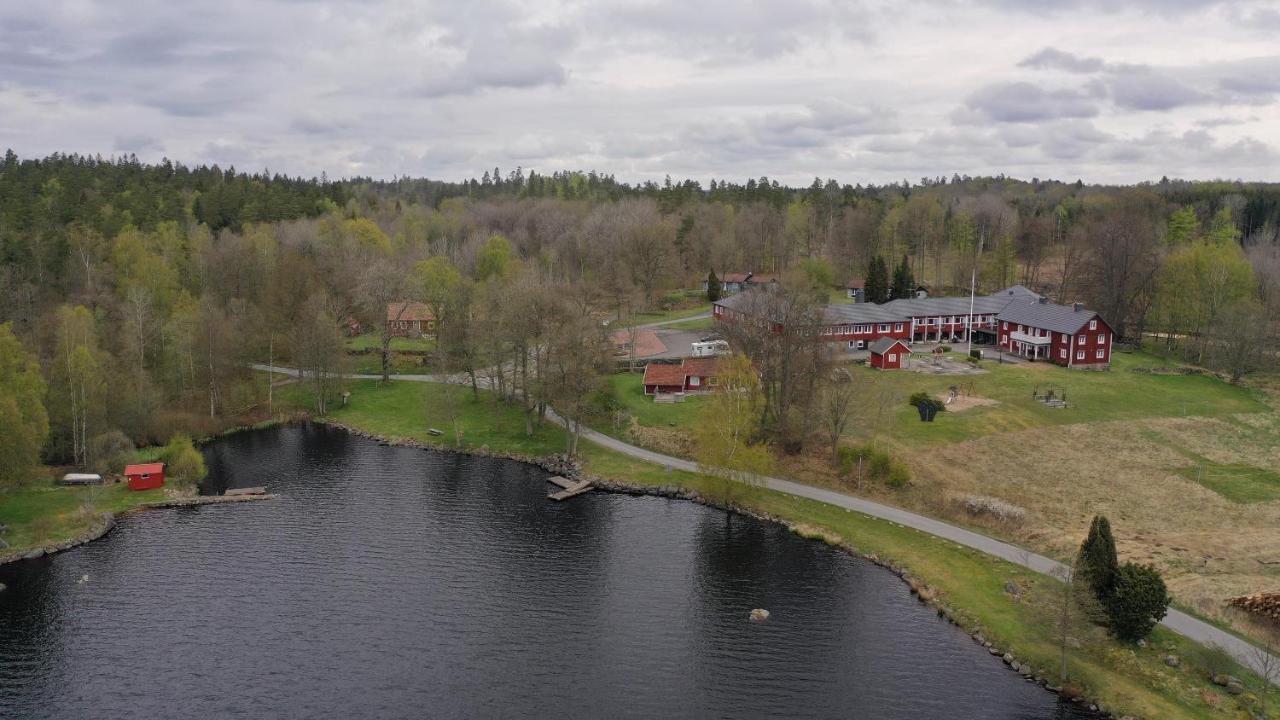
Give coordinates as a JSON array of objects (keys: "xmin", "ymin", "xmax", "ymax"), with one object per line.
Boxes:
[
  {"xmin": 642, "ymin": 357, "xmax": 720, "ymax": 387},
  {"xmin": 387, "ymin": 301, "xmax": 435, "ymax": 323},
  {"xmin": 845, "ymin": 276, "xmax": 865, "ymax": 289},
  {"xmin": 997, "ymin": 299, "xmax": 1099, "ymax": 334},
  {"xmin": 868, "ymin": 337, "xmax": 912, "ymax": 355},
  {"xmin": 124, "ymin": 463, "xmax": 165, "ymax": 475},
  {"xmin": 643, "ymin": 362, "xmax": 689, "ymax": 387}
]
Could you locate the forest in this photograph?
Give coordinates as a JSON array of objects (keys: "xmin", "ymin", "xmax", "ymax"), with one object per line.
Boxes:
[{"xmin": 1, "ymin": 150, "xmax": 1278, "ymax": 484}]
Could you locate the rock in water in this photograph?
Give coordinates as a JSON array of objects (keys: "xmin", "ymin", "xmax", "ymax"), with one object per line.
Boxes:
[
  {"xmin": 78, "ymin": 574, "xmax": 89, "ymax": 584},
  {"xmin": 749, "ymin": 608, "xmax": 770, "ymax": 622},
  {"xmin": 0, "ymin": 583, "xmax": 6, "ymax": 592}
]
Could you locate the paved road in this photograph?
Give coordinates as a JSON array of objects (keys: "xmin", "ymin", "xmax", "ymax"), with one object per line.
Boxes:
[
  {"xmin": 256, "ymin": 363, "xmax": 1278, "ymax": 678},
  {"xmin": 635, "ymin": 311, "xmax": 711, "ymax": 329}
]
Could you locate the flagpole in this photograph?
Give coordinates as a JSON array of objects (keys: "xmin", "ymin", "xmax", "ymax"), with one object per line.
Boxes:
[{"xmin": 967, "ymin": 235, "xmax": 984, "ymax": 356}]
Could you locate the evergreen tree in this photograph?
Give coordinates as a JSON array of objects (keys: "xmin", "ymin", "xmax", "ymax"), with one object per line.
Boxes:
[
  {"xmin": 1076, "ymin": 515, "xmax": 1119, "ymax": 602},
  {"xmin": 890, "ymin": 254, "xmax": 915, "ymax": 300},
  {"xmin": 1105, "ymin": 563, "xmax": 1170, "ymax": 642},
  {"xmin": 706, "ymin": 269, "xmax": 721, "ymax": 302},
  {"xmin": 865, "ymin": 255, "xmax": 890, "ymax": 304}
]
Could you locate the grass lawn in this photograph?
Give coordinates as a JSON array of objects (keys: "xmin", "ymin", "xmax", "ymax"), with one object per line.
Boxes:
[
  {"xmin": 607, "ymin": 372, "xmax": 707, "ymax": 428},
  {"xmin": 0, "ymin": 483, "xmax": 166, "ymax": 552},
  {"xmin": 634, "ymin": 303, "xmax": 711, "ymax": 324},
  {"xmin": 344, "ymin": 333, "xmax": 435, "ymax": 353},
  {"xmin": 661, "ymin": 316, "xmax": 715, "ymax": 331},
  {"xmin": 278, "ymin": 379, "xmax": 568, "ymax": 457},
  {"xmin": 857, "ymin": 349, "xmax": 1268, "ymax": 449}
]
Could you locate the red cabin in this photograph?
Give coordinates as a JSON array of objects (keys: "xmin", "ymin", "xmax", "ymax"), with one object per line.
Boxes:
[
  {"xmin": 125, "ymin": 462, "xmax": 166, "ymax": 491},
  {"xmin": 869, "ymin": 338, "xmax": 912, "ymax": 370}
]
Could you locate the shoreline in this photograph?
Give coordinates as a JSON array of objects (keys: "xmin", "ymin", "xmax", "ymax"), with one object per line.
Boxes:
[
  {"xmin": 319, "ymin": 418, "xmax": 1114, "ymax": 717},
  {"xmin": 0, "ymin": 492, "xmax": 275, "ymax": 567}
]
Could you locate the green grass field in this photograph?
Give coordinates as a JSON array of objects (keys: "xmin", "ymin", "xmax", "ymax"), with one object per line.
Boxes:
[
  {"xmin": 0, "ymin": 483, "xmax": 166, "ymax": 552},
  {"xmin": 278, "ymin": 379, "xmax": 568, "ymax": 457},
  {"xmin": 607, "ymin": 372, "xmax": 707, "ymax": 428},
  {"xmin": 344, "ymin": 333, "xmax": 436, "ymax": 352},
  {"xmin": 634, "ymin": 303, "xmax": 711, "ymax": 324},
  {"xmin": 660, "ymin": 316, "xmax": 715, "ymax": 331},
  {"xmin": 852, "ymin": 350, "xmax": 1267, "ymax": 448}
]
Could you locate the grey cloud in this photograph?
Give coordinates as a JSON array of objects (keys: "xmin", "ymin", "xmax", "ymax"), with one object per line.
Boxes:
[
  {"xmin": 1107, "ymin": 70, "xmax": 1209, "ymax": 110},
  {"xmin": 114, "ymin": 134, "xmax": 163, "ymax": 154},
  {"xmin": 420, "ymin": 25, "xmax": 572, "ymax": 97},
  {"xmin": 960, "ymin": 82, "xmax": 1098, "ymax": 123},
  {"xmin": 1018, "ymin": 47, "xmax": 1105, "ymax": 73}
]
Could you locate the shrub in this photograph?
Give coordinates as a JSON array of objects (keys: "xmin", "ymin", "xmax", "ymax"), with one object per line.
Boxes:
[
  {"xmin": 957, "ymin": 494, "xmax": 1027, "ymax": 525},
  {"xmin": 1106, "ymin": 562, "xmax": 1170, "ymax": 642},
  {"xmin": 938, "ymin": 344, "xmax": 952, "ymax": 353},
  {"xmin": 908, "ymin": 392, "xmax": 946, "ymax": 413},
  {"xmin": 161, "ymin": 434, "xmax": 207, "ymax": 490},
  {"xmin": 660, "ymin": 290, "xmax": 684, "ymax": 309},
  {"xmin": 969, "ymin": 349, "xmax": 983, "ymax": 360},
  {"xmin": 886, "ymin": 462, "xmax": 911, "ymax": 489},
  {"xmin": 868, "ymin": 452, "xmax": 892, "ymax": 483},
  {"xmin": 89, "ymin": 431, "xmax": 136, "ymax": 476}
]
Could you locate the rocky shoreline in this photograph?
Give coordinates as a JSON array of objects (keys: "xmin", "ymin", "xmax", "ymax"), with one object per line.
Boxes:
[
  {"xmin": 319, "ymin": 419, "xmax": 1122, "ymax": 719},
  {"xmin": 0, "ymin": 492, "xmax": 275, "ymax": 567}
]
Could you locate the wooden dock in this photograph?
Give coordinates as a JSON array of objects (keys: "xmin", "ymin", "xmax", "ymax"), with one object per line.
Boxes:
[{"xmin": 547, "ymin": 475, "xmax": 593, "ymax": 501}]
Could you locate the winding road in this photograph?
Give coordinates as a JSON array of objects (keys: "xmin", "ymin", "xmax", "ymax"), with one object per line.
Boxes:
[{"xmin": 256, "ymin": 363, "xmax": 1278, "ymax": 678}]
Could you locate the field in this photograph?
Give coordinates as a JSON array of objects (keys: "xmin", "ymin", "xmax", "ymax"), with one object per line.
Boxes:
[
  {"xmin": 601, "ymin": 346, "xmax": 1279, "ymax": 639},
  {"xmin": 607, "ymin": 372, "xmax": 707, "ymax": 428},
  {"xmin": 0, "ymin": 483, "xmax": 167, "ymax": 553},
  {"xmin": 633, "ymin": 302, "xmax": 711, "ymax": 325}
]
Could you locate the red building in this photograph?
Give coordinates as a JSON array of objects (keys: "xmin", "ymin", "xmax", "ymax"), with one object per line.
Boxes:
[
  {"xmin": 642, "ymin": 357, "xmax": 720, "ymax": 395},
  {"xmin": 386, "ymin": 301, "xmax": 436, "ymax": 337},
  {"xmin": 869, "ymin": 338, "xmax": 912, "ymax": 369},
  {"xmin": 714, "ymin": 284, "xmax": 1114, "ymax": 369},
  {"xmin": 996, "ymin": 299, "xmax": 1113, "ymax": 367},
  {"xmin": 125, "ymin": 462, "xmax": 166, "ymax": 491}
]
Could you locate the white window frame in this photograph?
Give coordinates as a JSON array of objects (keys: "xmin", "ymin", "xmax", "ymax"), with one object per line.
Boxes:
[
  {"xmin": 1059, "ymin": 348, "xmax": 1067, "ymax": 359},
  {"xmin": 888, "ymin": 353, "xmax": 897, "ymax": 363},
  {"xmin": 1096, "ymin": 349, "xmax": 1104, "ymax": 359},
  {"xmin": 1076, "ymin": 350, "xmax": 1085, "ymax": 360},
  {"xmin": 878, "ymin": 323, "xmax": 890, "ymax": 332},
  {"xmin": 1078, "ymin": 334, "xmax": 1086, "ymax": 344},
  {"xmin": 1097, "ymin": 334, "xmax": 1105, "ymax": 344},
  {"xmin": 894, "ymin": 323, "xmax": 903, "ymax": 332},
  {"xmin": 1089, "ymin": 319, "xmax": 1097, "ymax": 330}
]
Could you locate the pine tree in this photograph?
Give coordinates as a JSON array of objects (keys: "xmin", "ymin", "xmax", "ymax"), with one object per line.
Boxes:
[
  {"xmin": 706, "ymin": 269, "xmax": 721, "ymax": 302},
  {"xmin": 865, "ymin": 255, "xmax": 890, "ymax": 304},
  {"xmin": 1076, "ymin": 515, "xmax": 1119, "ymax": 601},
  {"xmin": 890, "ymin": 254, "xmax": 915, "ymax": 300}
]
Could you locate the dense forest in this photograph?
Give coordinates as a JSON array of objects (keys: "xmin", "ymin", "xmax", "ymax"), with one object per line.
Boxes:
[{"xmin": 1, "ymin": 150, "xmax": 1277, "ymax": 483}]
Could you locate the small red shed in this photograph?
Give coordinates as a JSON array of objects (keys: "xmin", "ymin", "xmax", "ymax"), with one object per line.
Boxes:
[
  {"xmin": 869, "ymin": 338, "xmax": 912, "ymax": 370},
  {"xmin": 125, "ymin": 462, "xmax": 166, "ymax": 491}
]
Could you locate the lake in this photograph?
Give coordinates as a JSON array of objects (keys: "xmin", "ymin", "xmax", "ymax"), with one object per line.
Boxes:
[{"xmin": 0, "ymin": 425, "xmax": 1096, "ymax": 719}]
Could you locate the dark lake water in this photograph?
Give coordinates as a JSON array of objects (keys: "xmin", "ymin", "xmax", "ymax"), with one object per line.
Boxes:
[{"xmin": 0, "ymin": 425, "xmax": 1097, "ymax": 719}]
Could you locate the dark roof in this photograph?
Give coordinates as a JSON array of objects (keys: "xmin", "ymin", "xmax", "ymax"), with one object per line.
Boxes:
[
  {"xmin": 387, "ymin": 301, "xmax": 435, "ymax": 322},
  {"xmin": 643, "ymin": 362, "xmax": 687, "ymax": 387},
  {"xmin": 997, "ymin": 299, "xmax": 1099, "ymax": 334},
  {"xmin": 868, "ymin": 337, "xmax": 911, "ymax": 355},
  {"xmin": 845, "ymin": 276, "xmax": 864, "ymax": 289}
]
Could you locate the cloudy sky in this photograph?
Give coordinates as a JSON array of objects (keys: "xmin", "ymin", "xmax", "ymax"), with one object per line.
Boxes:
[{"xmin": 2, "ymin": 0, "xmax": 1279, "ymax": 185}]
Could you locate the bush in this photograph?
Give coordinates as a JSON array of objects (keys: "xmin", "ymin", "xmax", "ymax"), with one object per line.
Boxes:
[
  {"xmin": 938, "ymin": 344, "xmax": 952, "ymax": 353},
  {"xmin": 969, "ymin": 349, "xmax": 983, "ymax": 360},
  {"xmin": 908, "ymin": 392, "xmax": 946, "ymax": 413},
  {"xmin": 886, "ymin": 462, "xmax": 911, "ymax": 489},
  {"xmin": 89, "ymin": 431, "xmax": 136, "ymax": 476},
  {"xmin": 957, "ymin": 494, "xmax": 1026, "ymax": 525},
  {"xmin": 161, "ymin": 434, "xmax": 207, "ymax": 490},
  {"xmin": 660, "ymin": 290, "xmax": 684, "ymax": 309},
  {"xmin": 1105, "ymin": 562, "xmax": 1170, "ymax": 642}
]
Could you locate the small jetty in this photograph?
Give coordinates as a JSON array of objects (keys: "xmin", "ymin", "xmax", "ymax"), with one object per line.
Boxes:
[{"xmin": 547, "ymin": 476, "xmax": 593, "ymax": 501}]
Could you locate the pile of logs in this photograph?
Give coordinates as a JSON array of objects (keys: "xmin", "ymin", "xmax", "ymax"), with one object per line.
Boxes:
[{"xmin": 1228, "ymin": 592, "xmax": 1280, "ymax": 623}]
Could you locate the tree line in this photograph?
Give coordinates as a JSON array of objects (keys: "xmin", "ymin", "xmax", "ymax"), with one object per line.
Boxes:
[{"xmin": 2, "ymin": 151, "xmax": 1278, "ymax": 486}]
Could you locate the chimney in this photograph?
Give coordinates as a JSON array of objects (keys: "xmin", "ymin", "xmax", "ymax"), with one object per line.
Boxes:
[
  {"xmin": 1038, "ymin": 296, "xmax": 1048, "ymax": 304},
  {"xmin": 1073, "ymin": 302, "xmax": 1084, "ymax": 312}
]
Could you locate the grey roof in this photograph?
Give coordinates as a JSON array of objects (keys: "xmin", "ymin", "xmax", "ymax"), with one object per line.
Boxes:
[
  {"xmin": 991, "ymin": 284, "xmax": 1043, "ymax": 301},
  {"xmin": 868, "ymin": 337, "xmax": 910, "ymax": 354},
  {"xmin": 997, "ymin": 299, "xmax": 1098, "ymax": 334}
]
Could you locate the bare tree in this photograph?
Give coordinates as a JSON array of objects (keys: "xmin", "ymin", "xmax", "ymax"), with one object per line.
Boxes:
[{"xmin": 820, "ymin": 367, "xmax": 858, "ymax": 465}]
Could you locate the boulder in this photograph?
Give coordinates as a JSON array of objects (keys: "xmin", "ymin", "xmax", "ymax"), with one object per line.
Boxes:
[
  {"xmin": 1004, "ymin": 580, "xmax": 1021, "ymax": 596},
  {"xmin": 749, "ymin": 608, "xmax": 771, "ymax": 622},
  {"xmin": 1162, "ymin": 654, "xmax": 1180, "ymax": 668},
  {"xmin": 1225, "ymin": 679, "xmax": 1245, "ymax": 695},
  {"xmin": 21, "ymin": 549, "xmax": 43, "ymax": 561}
]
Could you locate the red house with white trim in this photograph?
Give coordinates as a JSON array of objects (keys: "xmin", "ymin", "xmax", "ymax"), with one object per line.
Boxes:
[
  {"xmin": 125, "ymin": 462, "xmax": 166, "ymax": 491},
  {"xmin": 869, "ymin": 338, "xmax": 912, "ymax": 369},
  {"xmin": 996, "ymin": 298, "xmax": 1112, "ymax": 367},
  {"xmin": 642, "ymin": 357, "xmax": 720, "ymax": 395}
]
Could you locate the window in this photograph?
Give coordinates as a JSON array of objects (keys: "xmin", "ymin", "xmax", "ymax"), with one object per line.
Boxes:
[
  {"xmin": 1097, "ymin": 334, "xmax": 1106, "ymax": 344},
  {"xmin": 888, "ymin": 354, "xmax": 897, "ymax": 362},
  {"xmin": 847, "ymin": 340, "xmax": 856, "ymax": 349},
  {"xmin": 894, "ymin": 323, "xmax": 903, "ymax": 332},
  {"xmin": 1089, "ymin": 319, "xmax": 1097, "ymax": 330},
  {"xmin": 1076, "ymin": 350, "xmax": 1085, "ymax": 360},
  {"xmin": 689, "ymin": 376, "xmax": 701, "ymax": 387},
  {"xmin": 1059, "ymin": 348, "xmax": 1067, "ymax": 359},
  {"xmin": 1002, "ymin": 321, "xmax": 1008, "ymax": 330},
  {"xmin": 1096, "ymin": 349, "xmax": 1105, "ymax": 359},
  {"xmin": 709, "ymin": 377, "xmax": 718, "ymax": 386},
  {"xmin": 878, "ymin": 323, "xmax": 889, "ymax": 332},
  {"xmin": 1078, "ymin": 334, "xmax": 1086, "ymax": 344}
]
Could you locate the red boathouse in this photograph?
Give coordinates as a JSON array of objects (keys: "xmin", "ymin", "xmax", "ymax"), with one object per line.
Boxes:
[
  {"xmin": 869, "ymin": 338, "xmax": 912, "ymax": 370},
  {"xmin": 125, "ymin": 462, "xmax": 166, "ymax": 491}
]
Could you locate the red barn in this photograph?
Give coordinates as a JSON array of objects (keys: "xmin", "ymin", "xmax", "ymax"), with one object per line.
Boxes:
[
  {"xmin": 125, "ymin": 462, "xmax": 166, "ymax": 491},
  {"xmin": 642, "ymin": 357, "xmax": 720, "ymax": 395},
  {"xmin": 869, "ymin": 338, "xmax": 912, "ymax": 370},
  {"xmin": 386, "ymin": 301, "xmax": 436, "ymax": 338}
]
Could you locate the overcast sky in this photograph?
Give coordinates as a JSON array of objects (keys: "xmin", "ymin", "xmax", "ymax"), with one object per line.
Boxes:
[{"xmin": 2, "ymin": 0, "xmax": 1278, "ymax": 186}]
